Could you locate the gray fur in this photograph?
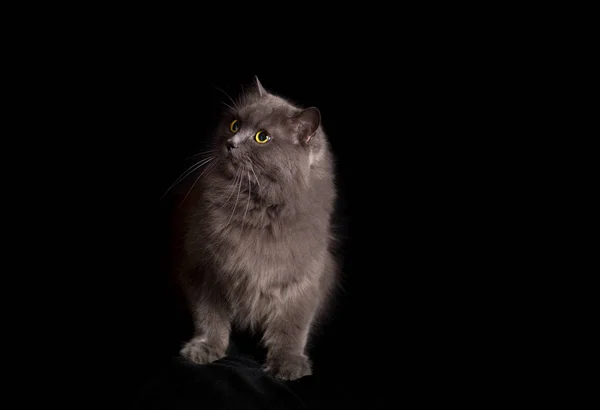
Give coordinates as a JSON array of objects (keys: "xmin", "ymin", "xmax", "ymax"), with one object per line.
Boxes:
[{"xmin": 175, "ymin": 78, "xmax": 338, "ymax": 381}]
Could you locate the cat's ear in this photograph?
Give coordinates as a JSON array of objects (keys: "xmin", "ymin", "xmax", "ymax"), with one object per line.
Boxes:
[
  {"xmin": 254, "ymin": 75, "xmax": 267, "ymax": 97},
  {"xmin": 294, "ymin": 107, "xmax": 321, "ymax": 144}
]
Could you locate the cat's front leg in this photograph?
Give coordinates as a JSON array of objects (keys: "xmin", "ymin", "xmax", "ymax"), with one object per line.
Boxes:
[
  {"xmin": 262, "ymin": 295, "xmax": 316, "ymax": 381},
  {"xmin": 180, "ymin": 293, "xmax": 230, "ymax": 365}
]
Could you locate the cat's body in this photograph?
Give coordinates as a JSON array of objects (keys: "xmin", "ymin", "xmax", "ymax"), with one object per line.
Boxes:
[{"xmin": 173, "ymin": 78, "xmax": 338, "ymax": 380}]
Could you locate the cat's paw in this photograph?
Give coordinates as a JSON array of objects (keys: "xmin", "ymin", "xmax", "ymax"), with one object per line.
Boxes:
[
  {"xmin": 263, "ymin": 354, "xmax": 312, "ymax": 381},
  {"xmin": 180, "ymin": 337, "xmax": 226, "ymax": 364}
]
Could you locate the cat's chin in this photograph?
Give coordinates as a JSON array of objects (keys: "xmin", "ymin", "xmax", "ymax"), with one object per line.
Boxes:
[{"xmin": 222, "ymin": 158, "xmax": 242, "ymax": 178}]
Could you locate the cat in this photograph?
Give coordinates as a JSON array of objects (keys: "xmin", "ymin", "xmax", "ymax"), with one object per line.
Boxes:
[{"xmin": 172, "ymin": 76, "xmax": 338, "ymax": 381}]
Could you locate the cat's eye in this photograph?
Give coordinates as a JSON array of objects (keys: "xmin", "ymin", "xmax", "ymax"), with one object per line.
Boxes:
[
  {"xmin": 229, "ymin": 119, "xmax": 240, "ymax": 133},
  {"xmin": 254, "ymin": 130, "xmax": 271, "ymax": 144}
]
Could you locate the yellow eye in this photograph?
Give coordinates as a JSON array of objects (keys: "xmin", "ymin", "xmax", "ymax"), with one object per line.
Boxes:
[
  {"xmin": 229, "ymin": 119, "xmax": 240, "ymax": 133},
  {"xmin": 254, "ymin": 130, "xmax": 271, "ymax": 144}
]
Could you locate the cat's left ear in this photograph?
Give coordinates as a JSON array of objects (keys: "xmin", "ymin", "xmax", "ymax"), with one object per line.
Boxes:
[
  {"xmin": 294, "ymin": 107, "xmax": 321, "ymax": 144},
  {"xmin": 255, "ymin": 76, "xmax": 267, "ymax": 97}
]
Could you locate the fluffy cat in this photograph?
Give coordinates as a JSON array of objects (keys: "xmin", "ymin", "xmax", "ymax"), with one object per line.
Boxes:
[{"xmin": 173, "ymin": 77, "xmax": 338, "ymax": 381}]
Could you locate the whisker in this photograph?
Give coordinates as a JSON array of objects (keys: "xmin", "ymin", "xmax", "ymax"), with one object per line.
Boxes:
[
  {"xmin": 173, "ymin": 156, "xmax": 213, "ymax": 184},
  {"xmin": 226, "ymin": 170, "xmax": 243, "ymax": 226},
  {"xmin": 222, "ymin": 168, "xmax": 241, "ymax": 208},
  {"xmin": 242, "ymin": 171, "xmax": 251, "ymax": 226},
  {"xmin": 249, "ymin": 162, "xmax": 261, "ymax": 190},
  {"xmin": 251, "ymin": 160, "xmax": 266, "ymax": 172},
  {"xmin": 179, "ymin": 158, "xmax": 216, "ymax": 206},
  {"xmin": 186, "ymin": 149, "xmax": 216, "ymax": 161},
  {"xmin": 213, "ymin": 85, "xmax": 239, "ymax": 111},
  {"xmin": 161, "ymin": 156, "xmax": 214, "ymax": 199},
  {"xmin": 251, "ymin": 161, "xmax": 274, "ymax": 182},
  {"xmin": 220, "ymin": 101, "xmax": 236, "ymax": 112}
]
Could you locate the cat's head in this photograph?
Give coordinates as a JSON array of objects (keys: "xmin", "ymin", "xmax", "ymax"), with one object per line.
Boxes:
[{"xmin": 213, "ymin": 77, "xmax": 323, "ymax": 187}]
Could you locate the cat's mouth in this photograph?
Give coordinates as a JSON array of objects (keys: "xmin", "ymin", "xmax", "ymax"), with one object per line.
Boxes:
[
  {"xmin": 225, "ymin": 152, "xmax": 242, "ymax": 167},
  {"xmin": 223, "ymin": 148, "xmax": 246, "ymax": 166},
  {"xmin": 221, "ymin": 151, "xmax": 274, "ymax": 184},
  {"xmin": 222, "ymin": 152, "xmax": 248, "ymax": 176}
]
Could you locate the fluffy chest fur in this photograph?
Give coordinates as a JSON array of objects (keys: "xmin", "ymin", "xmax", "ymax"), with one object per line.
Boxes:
[
  {"xmin": 191, "ymin": 193, "xmax": 326, "ymax": 327},
  {"xmin": 197, "ymin": 185, "xmax": 327, "ymax": 278}
]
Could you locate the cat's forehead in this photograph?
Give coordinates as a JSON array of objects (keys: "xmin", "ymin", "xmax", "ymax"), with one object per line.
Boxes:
[{"xmin": 237, "ymin": 96, "xmax": 297, "ymax": 126}]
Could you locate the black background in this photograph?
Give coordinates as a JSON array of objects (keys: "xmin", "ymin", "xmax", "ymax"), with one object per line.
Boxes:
[{"xmin": 23, "ymin": 46, "xmax": 512, "ymax": 408}]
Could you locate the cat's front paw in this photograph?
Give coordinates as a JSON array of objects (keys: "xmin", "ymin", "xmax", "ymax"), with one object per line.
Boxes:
[
  {"xmin": 180, "ymin": 337, "xmax": 226, "ymax": 364},
  {"xmin": 263, "ymin": 354, "xmax": 312, "ymax": 381}
]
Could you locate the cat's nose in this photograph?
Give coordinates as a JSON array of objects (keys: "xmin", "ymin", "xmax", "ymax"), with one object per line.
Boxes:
[{"xmin": 226, "ymin": 139, "xmax": 237, "ymax": 150}]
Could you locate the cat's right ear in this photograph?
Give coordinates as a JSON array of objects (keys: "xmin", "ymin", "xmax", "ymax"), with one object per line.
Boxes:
[{"xmin": 294, "ymin": 107, "xmax": 321, "ymax": 144}]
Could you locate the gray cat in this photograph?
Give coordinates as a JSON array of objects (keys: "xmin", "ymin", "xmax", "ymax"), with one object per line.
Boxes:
[{"xmin": 172, "ymin": 77, "xmax": 338, "ymax": 381}]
